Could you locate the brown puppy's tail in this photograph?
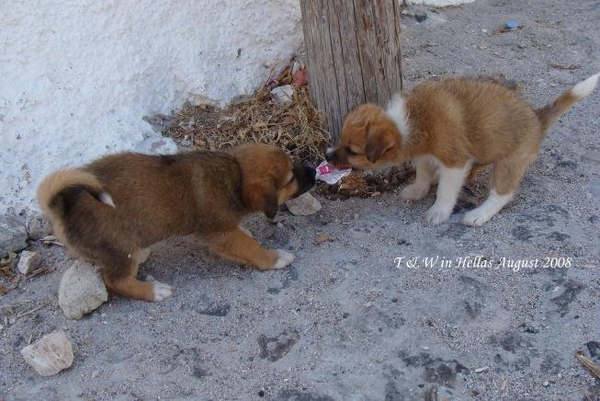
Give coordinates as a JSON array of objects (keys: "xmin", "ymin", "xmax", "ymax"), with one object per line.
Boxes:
[
  {"xmin": 37, "ymin": 168, "xmax": 115, "ymax": 220},
  {"xmin": 536, "ymin": 72, "xmax": 599, "ymax": 135}
]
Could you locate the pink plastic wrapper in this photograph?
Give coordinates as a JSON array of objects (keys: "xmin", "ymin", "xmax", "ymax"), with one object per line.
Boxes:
[{"xmin": 315, "ymin": 161, "xmax": 352, "ymax": 185}]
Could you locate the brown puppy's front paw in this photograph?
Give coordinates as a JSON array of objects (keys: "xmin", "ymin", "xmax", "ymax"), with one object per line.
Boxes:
[
  {"xmin": 272, "ymin": 250, "xmax": 294, "ymax": 269},
  {"xmin": 152, "ymin": 281, "xmax": 172, "ymax": 301}
]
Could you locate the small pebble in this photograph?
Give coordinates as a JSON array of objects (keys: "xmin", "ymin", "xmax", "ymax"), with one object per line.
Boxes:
[
  {"xmin": 21, "ymin": 331, "xmax": 74, "ymax": 376},
  {"xmin": 16, "ymin": 250, "xmax": 42, "ymax": 275},
  {"xmin": 415, "ymin": 12, "xmax": 427, "ymax": 23},
  {"xmin": 285, "ymin": 192, "xmax": 321, "ymax": 216}
]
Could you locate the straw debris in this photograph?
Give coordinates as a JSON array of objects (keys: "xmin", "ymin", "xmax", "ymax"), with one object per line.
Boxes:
[{"xmin": 164, "ymin": 60, "xmax": 329, "ymax": 166}]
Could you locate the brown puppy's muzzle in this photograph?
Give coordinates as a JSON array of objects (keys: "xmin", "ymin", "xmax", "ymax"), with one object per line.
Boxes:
[{"xmin": 292, "ymin": 164, "xmax": 316, "ymax": 198}]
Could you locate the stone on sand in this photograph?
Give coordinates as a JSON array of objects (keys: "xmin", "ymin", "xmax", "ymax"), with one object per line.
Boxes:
[{"xmin": 58, "ymin": 260, "xmax": 108, "ymax": 319}]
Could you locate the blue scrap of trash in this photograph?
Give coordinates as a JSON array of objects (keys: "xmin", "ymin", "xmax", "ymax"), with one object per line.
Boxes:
[{"xmin": 505, "ymin": 20, "xmax": 520, "ymax": 29}]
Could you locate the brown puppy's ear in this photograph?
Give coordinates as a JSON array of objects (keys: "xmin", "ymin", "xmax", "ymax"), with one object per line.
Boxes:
[
  {"xmin": 243, "ymin": 180, "xmax": 279, "ymax": 219},
  {"xmin": 365, "ymin": 127, "xmax": 395, "ymax": 163},
  {"xmin": 261, "ymin": 193, "xmax": 279, "ymax": 219}
]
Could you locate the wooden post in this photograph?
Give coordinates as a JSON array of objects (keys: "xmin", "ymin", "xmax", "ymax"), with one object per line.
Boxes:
[{"xmin": 300, "ymin": 0, "xmax": 403, "ymax": 142}]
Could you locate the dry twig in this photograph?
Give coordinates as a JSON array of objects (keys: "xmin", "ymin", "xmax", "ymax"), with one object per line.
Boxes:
[{"xmin": 575, "ymin": 350, "xmax": 600, "ymax": 380}]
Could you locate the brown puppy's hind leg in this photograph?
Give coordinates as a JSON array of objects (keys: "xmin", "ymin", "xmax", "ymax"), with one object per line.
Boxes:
[
  {"xmin": 206, "ymin": 227, "xmax": 294, "ymax": 270},
  {"xmin": 101, "ymin": 248, "xmax": 172, "ymax": 302}
]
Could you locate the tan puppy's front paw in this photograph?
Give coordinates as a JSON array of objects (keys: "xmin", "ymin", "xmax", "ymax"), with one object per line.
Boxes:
[
  {"xmin": 272, "ymin": 250, "xmax": 295, "ymax": 269},
  {"xmin": 463, "ymin": 210, "xmax": 488, "ymax": 226},
  {"xmin": 425, "ymin": 205, "xmax": 452, "ymax": 225},
  {"xmin": 401, "ymin": 183, "xmax": 430, "ymax": 200},
  {"xmin": 152, "ymin": 281, "xmax": 172, "ymax": 301}
]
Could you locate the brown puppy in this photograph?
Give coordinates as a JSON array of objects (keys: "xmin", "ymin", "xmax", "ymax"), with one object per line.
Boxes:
[
  {"xmin": 327, "ymin": 73, "xmax": 599, "ymax": 225},
  {"xmin": 38, "ymin": 144, "xmax": 316, "ymax": 301}
]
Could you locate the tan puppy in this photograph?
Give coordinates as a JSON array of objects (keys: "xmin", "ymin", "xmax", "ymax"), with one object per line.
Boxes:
[
  {"xmin": 327, "ymin": 73, "xmax": 599, "ymax": 225},
  {"xmin": 38, "ymin": 144, "xmax": 316, "ymax": 301}
]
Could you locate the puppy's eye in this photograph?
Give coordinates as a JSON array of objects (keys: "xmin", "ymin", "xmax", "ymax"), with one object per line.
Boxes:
[{"xmin": 346, "ymin": 147, "xmax": 359, "ymax": 156}]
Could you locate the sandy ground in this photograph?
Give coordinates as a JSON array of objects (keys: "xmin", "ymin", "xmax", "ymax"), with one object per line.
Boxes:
[{"xmin": 2, "ymin": 0, "xmax": 600, "ymax": 400}]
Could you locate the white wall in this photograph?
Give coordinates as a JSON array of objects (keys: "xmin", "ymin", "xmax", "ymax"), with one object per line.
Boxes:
[{"xmin": 0, "ymin": 0, "xmax": 302, "ymax": 215}]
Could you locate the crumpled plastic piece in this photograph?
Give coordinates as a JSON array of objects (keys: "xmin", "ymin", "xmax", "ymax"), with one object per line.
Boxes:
[{"xmin": 315, "ymin": 161, "xmax": 352, "ymax": 185}]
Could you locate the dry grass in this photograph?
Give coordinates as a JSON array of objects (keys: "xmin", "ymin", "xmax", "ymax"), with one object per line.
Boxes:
[
  {"xmin": 164, "ymin": 61, "xmax": 329, "ymax": 166},
  {"xmin": 316, "ymin": 167, "xmax": 415, "ymax": 200}
]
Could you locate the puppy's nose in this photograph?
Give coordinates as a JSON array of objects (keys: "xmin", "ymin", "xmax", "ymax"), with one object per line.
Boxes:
[{"xmin": 293, "ymin": 164, "xmax": 317, "ymax": 194}]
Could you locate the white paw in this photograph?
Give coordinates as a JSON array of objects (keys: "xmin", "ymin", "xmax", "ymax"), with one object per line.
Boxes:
[
  {"xmin": 463, "ymin": 209, "xmax": 491, "ymax": 226},
  {"xmin": 425, "ymin": 205, "xmax": 452, "ymax": 225},
  {"xmin": 272, "ymin": 250, "xmax": 295, "ymax": 269},
  {"xmin": 401, "ymin": 183, "xmax": 430, "ymax": 200},
  {"xmin": 463, "ymin": 190, "xmax": 512, "ymax": 226},
  {"xmin": 152, "ymin": 281, "xmax": 172, "ymax": 301}
]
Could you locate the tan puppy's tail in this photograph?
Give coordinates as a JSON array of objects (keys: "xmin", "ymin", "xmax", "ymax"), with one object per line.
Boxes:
[
  {"xmin": 37, "ymin": 168, "xmax": 115, "ymax": 219},
  {"xmin": 536, "ymin": 72, "xmax": 599, "ymax": 134}
]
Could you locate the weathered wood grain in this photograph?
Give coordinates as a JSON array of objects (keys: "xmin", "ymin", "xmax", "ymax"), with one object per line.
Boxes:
[{"xmin": 300, "ymin": 0, "xmax": 403, "ymax": 142}]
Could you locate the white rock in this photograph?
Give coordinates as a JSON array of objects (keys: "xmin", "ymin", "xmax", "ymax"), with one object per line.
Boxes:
[
  {"xmin": 0, "ymin": 215, "xmax": 28, "ymax": 258},
  {"xmin": 134, "ymin": 134, "xmax": 179, "ymax": 155},
  {"xmin": 58, "ymin": 260, "xmax": 108, "ymax": 319},
  {"xmin": 21, "ymin": 331, "xmax": 74, "ymax": 376},
  {"xmin": 16, "ymin": 250, "xmax": 42, "ymax": 275},
  {"xmin": 26, "ymin": 213, "xmax": 53, "ymax": 240},
  {"xmin": 285, "ymin": 192, "xmax": 322, "ymax": 216},
  {"xmin": 270, "ymin": 85, "xmax": 294, "ymax": 104}
]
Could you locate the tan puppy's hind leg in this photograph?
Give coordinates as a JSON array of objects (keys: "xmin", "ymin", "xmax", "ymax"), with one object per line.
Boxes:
[
  {"xmin": 463, "ymin": 155, "xmax": 535, "ymax": 226},
  {"xmin": 463, "ymin": 189, "xmax": 514, "ymax": 226}
]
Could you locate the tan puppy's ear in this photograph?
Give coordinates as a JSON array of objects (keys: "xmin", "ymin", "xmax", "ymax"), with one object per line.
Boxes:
[
  {"xmin": 243, "ymin": 180, "xmax": 279, "ymax": 219},
  {"xmin": 365, "ymin": 127, "xmax": 395, "ymax": 163}
]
